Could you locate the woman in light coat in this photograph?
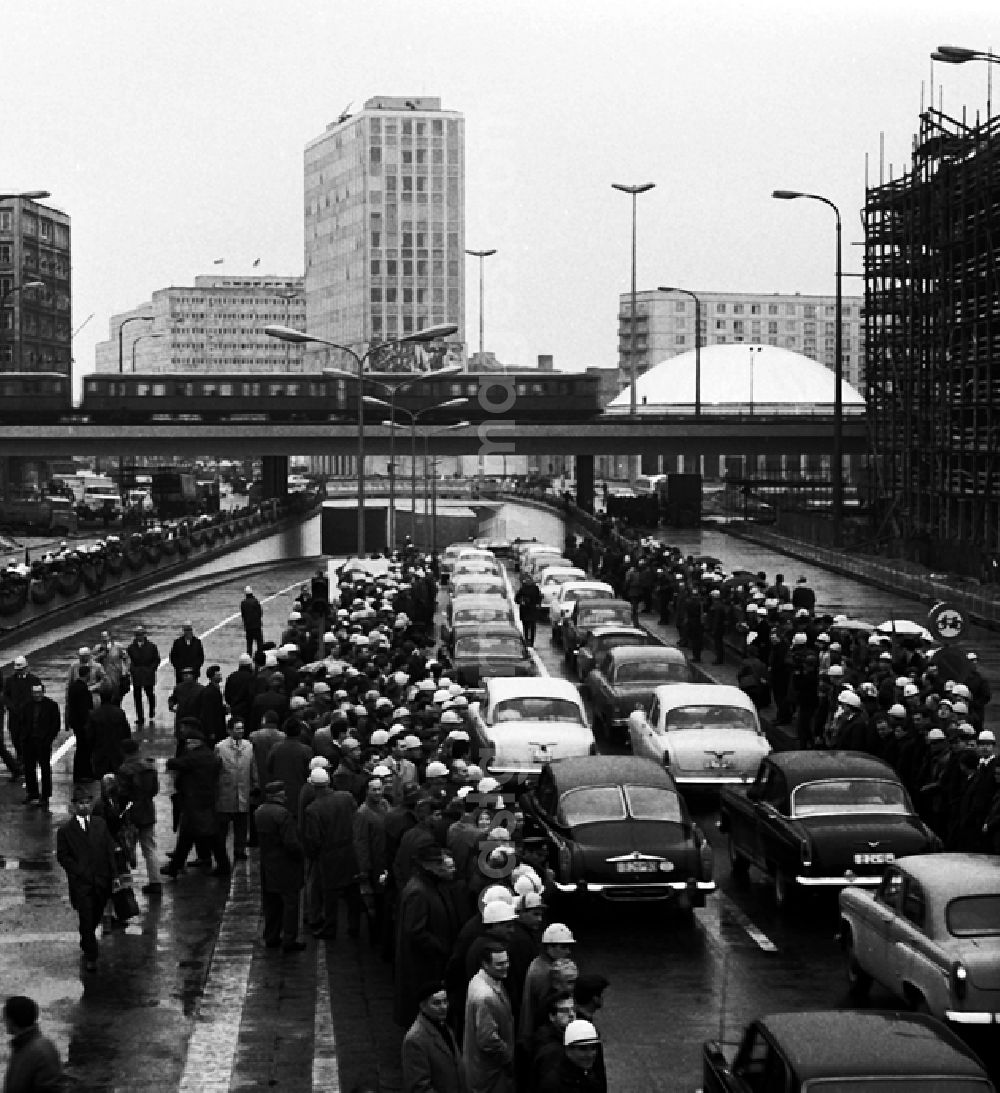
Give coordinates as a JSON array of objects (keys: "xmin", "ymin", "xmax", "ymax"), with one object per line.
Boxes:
[{"xmin": 215, "ymin": 719, "xmax": 258, "ymax": 861}]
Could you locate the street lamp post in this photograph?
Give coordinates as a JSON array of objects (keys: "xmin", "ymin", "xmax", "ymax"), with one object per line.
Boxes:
[
  {"xmin": 748, "ymin": 346, "xmax": 762, "ymax": 415},
  {"xmin": 772, "ymin": 189, "xmax": 843, "ymax": 546},
  {"xmin": 658, "ymin": 286, "xmax": 702, "ymax": 415},
  {"xmin": 933, "ymin": 45, "xmax": 1000, "ymax": 118},
  {"xmin": 118, "ymin": 315, "xmax": 155, "ymax": 374},
  {"xmin": 465, "ymin": 248, "xmax": 496, "ymax": 361},
  {"xmin": 131, "ymin": 331, "xmax": 166, "ymax": 372},
  {"xmin": 267, "ymin": 322, "xmax": 457, "ymax": 555},
  {"xmin": 612, "ymin": 182, "xmax": 655, "ymax": 481},
  {"xmin": 424, "ymin": 420, "xmax": 471, "ymax": 554}
]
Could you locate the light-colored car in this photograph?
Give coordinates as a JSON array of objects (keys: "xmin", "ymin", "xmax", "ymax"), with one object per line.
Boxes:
[
  {"xmin": 442, "ymin": 593, "xmax": 518, "ymax": 644},
  {"xmin": 451, "ymin": 557, "xmax": 503, "ymax": 579},
  {"xmin": 548, "ymin": 580, "xmax": 615, "ymax": 642},
  {"xmin": 522, "ymin": 553, "xmax": 571, "ymax": 580},
  {"xmin": 536, "ymin": 565, "xmax": 587, "ymax": 606},
  {"xmin": 839, "ymin": 853, "xmax": 1000, "ymax": 1023},
  {"xmin": 627, "ymin": 683, "xmax": 771, "ymax": 789},
  {"xmin": 450, "ymin": 573, "xmax": 510, "ymax": 601},
  {"xmin": 515, "ymin": 542, "xmax": 563, "ymax": 571},
  {"xmin": 441, "ymin": 544, "xmax": 495, "ymax": 577},
  {"xmin": 468, "ymin": 676, "xmax": 596, "ymax": 781}
]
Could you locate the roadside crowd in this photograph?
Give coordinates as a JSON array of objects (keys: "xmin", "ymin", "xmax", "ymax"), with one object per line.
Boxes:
[{"xmin": 0, "ymin": 549, "xmax": 609, "ymax": 1093}]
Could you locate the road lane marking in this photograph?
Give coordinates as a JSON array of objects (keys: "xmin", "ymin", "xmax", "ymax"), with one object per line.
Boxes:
[
  {"xmin": 313, "ymin": 945, "xmax": 340, "ymax": 1091},
  {"xmin": 0, "ymin": 932, "xmax": 80, "ymax": 944},
  {"xmin": 701, "ymin": 892, "xmax": 778, "ymax": 953},
  {"xmin": 178, "ymin": 861, "xmax": 259, "ymax": 1093}
]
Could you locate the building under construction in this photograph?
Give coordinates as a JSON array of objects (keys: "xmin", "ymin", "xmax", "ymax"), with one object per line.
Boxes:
[{"xmin": 865, "ymin": 107, "xmax": 1000, "ymax": 577}]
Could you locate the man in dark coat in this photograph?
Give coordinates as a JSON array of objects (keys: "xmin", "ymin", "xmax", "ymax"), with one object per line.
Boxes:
[
  {"xmin": 254, "ymin": 780, "xmax": 306, "ymax": 952},
  {"xmin": 1, "ymin": 655, "xmax": 39, "ymax": 775},
  {"xmin": 196, "ymin": 665, "xmax": 228, "ymax": 747},
  {"xmin": 303, "ymin": 776, "xmax": 361, "ymax": 940},
  {"xmin": 2, "ymin": 994, "xmax": 63, "ymax": 1092},
  {"xmin": 400, "ymin": 982, "xmax": 465, "ymax": 1093},
  {"xmin": 88, "ymin": 696, "xmax": 131, "ymax": 780},
  {"xmin": 56, "ymin": 784, "xmax": 117, "ymax": 972},
  {"xmin": 126, "ymin": 624, "xmax": 161, "ymax": 728},
  {"xmin": 117, "ymin": 738, "xmax": 161, "ymax": 895},
  {"xmin": 19, "ymin": 682, "xmax": 60, "ymax": 808},
  {"xmin": 514, "ymin": 575, "xmax": 543, "ymax": 647},
  {"xmin": 169, "ymin": 666, "xmax": 205, "ymax": 746},
  {"xmin": 66, "ymin": 665, "xmax": 95, "ymax": 784},
  {"xmin": 249, "ymin": 673, "xmax": 290, "ymax": 734},
  {"xmin": 394, "ymin": 845, "xmax": 464, "ymax": 1028},
  {"xmin": 240, "ymin": 586, "xmax": 265, "ymax": 658},
  {"xmin": 224, "ymin": 655, "xmax": 257, "ymax": 725},
  {"xmin": 162, "ymin": 733, "xmax": 230, "ymax": 876},
  {"xmin": 169, "ymin": 621, "xmax": 205, "ymax": 684},
  {"xmin": 265, "ymin": 719, "xmax": 313, "ymax": 819}
]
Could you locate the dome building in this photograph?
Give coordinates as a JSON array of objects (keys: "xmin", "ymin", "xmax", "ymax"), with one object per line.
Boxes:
[{"xmin": 607, "ymin": 343, "xmax": 866, "ymax": 412}]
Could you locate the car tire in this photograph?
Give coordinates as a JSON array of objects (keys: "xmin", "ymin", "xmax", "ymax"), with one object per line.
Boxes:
[
  {"xmin": 772, "ymin": 868, "xmax": 795, "ymax": 910},
  {"xmin": 728, "ymin": 840, "xmax": 751, "ymax": 885},
  {"xmin": 845, "ymin": 937, "xmax": 872, "ymax": 999}
]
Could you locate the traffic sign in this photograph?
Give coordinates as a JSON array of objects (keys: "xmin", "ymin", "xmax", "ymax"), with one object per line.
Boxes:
[{"xmin": 927, "ymin": 602, "xmax": 966, "ymax": 643}]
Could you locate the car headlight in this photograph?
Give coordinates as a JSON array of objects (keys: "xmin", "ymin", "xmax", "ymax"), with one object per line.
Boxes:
[{"xmin": 952, "ymin": 961, "xmax": 969, "ymax": 1000}]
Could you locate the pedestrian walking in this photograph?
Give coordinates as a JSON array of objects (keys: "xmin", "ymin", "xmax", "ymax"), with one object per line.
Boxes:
[
  {"xmin": 215, "ymin": 718, "xmax": 258, "ymax": 862},
  {"xmin": 254, "ymin": 780, "xmax": 307, "ymax": 952},
  {"xmin": 197, "ymin": 665, "xmax": 228, "ymax": 747},
  {"xmin": 56, "ymin": 784, "xmax": 117, "ymax": 973},
  {"xmin": 94, "ymin": 629, "xmax": 130, "ymax": 706},
  {"xmin": 169, "ymin": 621, "xmax": 205, "ymax": 684},
  {"xmin": 87, "ymin": 694, "xmax": 131, "ymax": 780},
  {"xmin": 66, "ymin": 664, "xmax": 95, "ymax": 785},
  {"xmin": 354, "ymin": 774, "xmax": 390, "ymax": 947},
  {"xmin": 161, "ymin": 731, "xmax": 230, "ymax": 877},
  {"xmin": 240, "ymin": 586, "xmax": 265, "ymax": 658},
  {"xmin": 265, "ymin": 719, "xmax": 313, "ymax": 819},
  {"xmin": 116, "ymin": 738, "xmax": 161, "ymax": 896},
  {"xmin": 303, "ymin": 774, "xmax": 361, "ymax": 940},
  {"xmin": 168, "ymin": 667, "xmax": 205, "ymax": 745},
  {"xmin": 64, "ymin": 647, "xmax": 106, "ymax": 712},
  {"xmin": 2, "ymin": 995, "xmax": 62, "ymax": 1092},
  {"xmin": 1, "ymin": 656, "xmax": 37, "ymax": 778},
  {"xmin": 514, "ymin": 576, "xmax": 542, "ymax": 647},
  {"xmin": 224, "ymin": 654, "xmax": 256, "ymax": 726},
  {"xmin": 125, "ymin": 625, "xmax": 160, "ymax": 729},
  {"xmin": 464, "ymin": 942, "xmax": 516, "ymax": 1093},
  {"xmin": 19, "ymin": 683, "xmax": 60, "ymax": 809},
  {"xmin": 400, "ymin": 981, "xmax": 465, "ymax": 1093}
]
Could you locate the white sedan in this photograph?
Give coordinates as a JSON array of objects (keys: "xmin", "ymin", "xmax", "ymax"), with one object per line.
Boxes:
[
  {"xmin": 536, "ymin": 565, "xmax": 587, "ymax": 606},
  {"xmin": 548, "ymin": 580, "xmax": 615, "ymax": 644},
  {"xmin": 627, "ymin": 683, "xmax": 771, "ymax": 789},
  {"xmin": 468, "ymin": 676, "xmax": 595, "ymax": 780}
]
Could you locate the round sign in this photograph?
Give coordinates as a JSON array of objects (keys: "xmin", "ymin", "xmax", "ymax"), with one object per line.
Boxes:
[{"xmin": 927, "ymin": 602, "xmax": 966, "ymax": 643}]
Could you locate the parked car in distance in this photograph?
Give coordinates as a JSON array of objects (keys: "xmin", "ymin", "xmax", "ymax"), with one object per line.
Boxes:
[
  {"xmin": 585, "ymin": 646, "xmax": 693, "ymax": 743},
  {"xmin": 468, "ymin": 676, "xmax": 595, "ymax": 783},
  {"xmin": 522, "ymin": 553, "xmax": 574, "ymax": 581},
  {"xmin": 839, "ymin": 853, "xmax": 1000, "ymax": 1023},
  {"xmin": 702, "ymin": 1010, "xmax": 994, "ymax": 1093},
  {"xmin": 451, "ymin": 557, "xmax": 503, "ymax": 580},
  {"xmin": 561, "ymin": 598, "xmax": 636, "ymax": 663},
  {"xmin": 548, "ymin": 582, "xmax": 615, "ymax": 647},
  {"xmin": 627, "ymin": 683, "xmax": 770, "ymax": 792},
  {"xmin": 536, "ymin": 566, "xmax": 587, "ymax": 606},
  {"xmin": 522, "ymin": 755, "xmax": 714, "ymax": 912},
  {"xmin": 442, "ymin": 593, "xmax": 517, "ymax": 644},
  {"xmin": 721, "ymin": 750, "xmax": 941, "ymax": 908},
  {"xmin": 574, "ymin": 625, "xmax": 659, "ymax": 681},
  {"xmin": 450, "ymin": 624, "xmax": 536, "ymax": 690},
  {"xmin": 514, "ymin": 542, "xmax": 562, "ymax": 571}
]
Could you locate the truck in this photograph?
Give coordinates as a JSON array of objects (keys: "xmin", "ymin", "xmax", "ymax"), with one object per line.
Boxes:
[
  {"xmin": 54, "ymin": 473, "xmax": 124, "ymax": 522},
  {"xmin": 656, "ymin": 472, "xmax": 703, "ymax": 527},
  {"xmin": 0, "ymin": 495, "xmax": 77, "ymax": 534},
  {"xmin": 150, "ymin": 471, "xmax": 199, "ymax": 518}
]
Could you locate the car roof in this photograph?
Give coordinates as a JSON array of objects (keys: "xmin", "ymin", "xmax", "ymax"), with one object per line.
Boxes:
[
  {"xmin": 453, "ymin": 624, "xmax": 523, "ymax": 642},
  {"xmin": 895, "ymin": 852, "xmax": 1000, "ymax": 896},
  {"xmin": 767, "ymin": 749, "xmax": 899, "ymax": 788},
  {"xmin": 758, "ymin": 1011, "xmax": 989, "ymax": 1079},
  {"xmin": 486, "ymin": 677, "xmax": 583, "ymax": 702},
  {"xmin": 538, "ymin": 566, "xmax": 585, "ymax": 579},
  {"xmin": 576, "ymin": 598, "xmax": 632, "ymax": 614},
  {"xmin": 588, "ymin": 625, "xmax": 648, "ymax": 641},
  {"xmin": 653, "ymin": 682, "xmax": 756, "ymax": 712},
  {"xmin": 450, "ymin": 594, "xmax": 512, "ymax": 608},
  {"xmin": 558, "ymin": 581, "xmax": 614, "ymax": 597},
  {"xmin": 547, "ymin": 755, "xmax": 679, "ymax": 793},
  {"xmin": 609, "ymin": 646, "xmax": 686, "ymax": 665}
]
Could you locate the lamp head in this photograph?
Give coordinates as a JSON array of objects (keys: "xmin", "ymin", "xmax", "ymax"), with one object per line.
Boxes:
[
  {"xmin": 265, "ymin": 324, "xmax": 313, "ymax": 344},
  {"xmin": 933, "ymin": 45, "xmax": 980, "ymax": 63},
  {"xmin": 612, "ymin": 182, "xmax": 656, "ymax": 195},
  {"xmin": 772, "ymin": 190, "xmax": 803, "ymax": 200},
  {"xmin": 401, "ymin": 322, "xmax": 458, "ymax": 344}
]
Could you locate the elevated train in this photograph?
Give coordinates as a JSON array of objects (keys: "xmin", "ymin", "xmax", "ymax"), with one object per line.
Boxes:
[{"xmin": 0, "ymin": 370, "xmax": 602, "ymax": 424}]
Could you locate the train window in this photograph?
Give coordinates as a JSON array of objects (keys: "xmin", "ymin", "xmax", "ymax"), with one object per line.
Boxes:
[
  {"xmin": 516, "ymin": 383, "xmax": 528, "ymax": 397},
  {"xmin": 202, "ymin": 384, "xmax": 218, "ymax": 397},
  {"xmin": 449, "ymin": 383, "xmax": 463, "ymax": 397},
  {"xmin": 218, "ymin": 384, "xmax": 233, "ymax": 396},
  {"xmin": 136, "ymin": 384, "xmax": 150, "ymax": 397},
  {"xmin": 286, "ymin": 384, "xmax": 299, "ymax": 396},
  {"xmin": 178, "ymin": 383, "xmax": 195, "ymax": 398},
  {"xmin": 152, "ymin": 384, "xmax": 166, "ymax": 397},
  {"xmin": 246, "ymin": 383, "xmax": 261, "ymax": 397}
]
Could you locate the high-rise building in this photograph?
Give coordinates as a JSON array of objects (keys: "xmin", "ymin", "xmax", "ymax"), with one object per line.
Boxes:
[
  {"xmin": 304, "ymin": 96, "xmax": 466, "ymax": 371},
  {"xmin": 0, "ymin": 197, "xmax": 71, "ymax": 374},
  {"xmin": 618, "ymin": 288, "xmax": 865, "ymax": 393},
  {"xmin": 93, "ymin": 275, "xmax": 305, "ymax": 373}
]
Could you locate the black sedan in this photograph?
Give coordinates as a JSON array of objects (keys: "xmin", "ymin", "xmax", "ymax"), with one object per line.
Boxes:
[
  {"xmin": 561, "ymin": 598, "xmax": 635, "ymax": 664},
  {"xmin": 584, "ymin": 645, "xmax": 693, "ymax": 743},
  {"xmin": 449, "ymin": 624, "xmax": 536, "ymax": 689},
  {"xmin": 719, "ymin": 751, "xmax": 941, "ymax": 908},
  {"xmin": 522, "ymin": 755, "xmax": 715, "ymax": 911},
  {"xmin": 574, "ymin": 624, "xmax": 660, "ymax": 681}
]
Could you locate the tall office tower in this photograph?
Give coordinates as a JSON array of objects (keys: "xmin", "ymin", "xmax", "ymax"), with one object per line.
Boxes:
[
  {"xmin": 0, "ymin": 197, "xmax": 72, "ymax": 374},
  {"xmin": 304, "ymin": 96, "xmax": 466, "ymax": 372}
]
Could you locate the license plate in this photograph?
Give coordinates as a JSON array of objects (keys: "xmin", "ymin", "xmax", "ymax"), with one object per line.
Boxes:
[
  {"xmin": 616, "ymin": 861, "xmax": 658, "ymax": 874},
  {"xmin": 531, "ymin": 746, "xmax": 554, "ymax": 764},
  {"xmin": 704, "ymin": 757, "xmax": 733, "ymax": 769},
  {"xmin": 853, "ymin": 852, "xmax": 894, "ymax": 865}
]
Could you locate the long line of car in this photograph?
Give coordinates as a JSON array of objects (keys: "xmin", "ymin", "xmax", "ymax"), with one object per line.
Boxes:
[{"xmin": 437, "ymin": 537, "xmax": 1000, "ymax": 1088}]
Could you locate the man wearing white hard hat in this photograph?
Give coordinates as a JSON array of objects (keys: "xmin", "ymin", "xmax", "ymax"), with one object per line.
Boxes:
[
  {"xmin": 520, "ymin": 923, "xmax": 576, "ymax": 1046},
  {"xmin": 536, "ymin": 1019, "xmax": 605, "ymax": 1092}
]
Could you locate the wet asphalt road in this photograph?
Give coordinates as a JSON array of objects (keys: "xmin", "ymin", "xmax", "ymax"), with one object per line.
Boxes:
[{"xmin": 1, "ymin": 504, "xmax": 999, "ymax": 1090}]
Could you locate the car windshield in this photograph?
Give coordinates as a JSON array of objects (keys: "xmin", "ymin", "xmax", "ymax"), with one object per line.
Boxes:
[
  {"xmin": 558, "ymin": 787, "xmax": 626, "ymax": 825},
  {"xmin": 492, "ymin": 697, "xmax": 584, "ymax": 724},
  {"xmin": 947, "ymin": 895, "xmax": 1000, "ymax": 937},
  {"xmin": 542, "ymin": 571, "xmax": 582, "ymax": 586},
  {"xmin": 803, "ymin": 1081, "xmax": 992, "ymax": 1092},
  {"xmin": 454, "ymin": 580, "xmax": 504, "ymax": 595},
  {"xmin": 791, "ymin": 778, "xmax": 910, "ymax": 818},
  {"xmin": 456, "ymin": 635, "xmax": 524, "ymax": 658},
  {"xmin": 454, "ymin": 608, "xmax": 510, "ymax": 625},
  {"xmin": 566, "ymin": 588, "xmax": 612, "ymax": 603},
  {"xmin": 663, "ymin": 705, "xmax": 757, "ymax": 732},
  {"xmin": 623, "ymin": 785, "xmax": 683, "ymax": 822},
  {"xmin": 614, "ymin": 660, "xmax": 686, "ymax": 684},
  {"xmin": 580, "ymin": 606, "xmax": 633, "ymax": 626}
]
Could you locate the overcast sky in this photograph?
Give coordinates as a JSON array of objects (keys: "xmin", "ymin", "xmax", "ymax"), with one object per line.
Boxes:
[{"xmin": 5, "ymin": 0, "xmax": 998, "ymax": 375}]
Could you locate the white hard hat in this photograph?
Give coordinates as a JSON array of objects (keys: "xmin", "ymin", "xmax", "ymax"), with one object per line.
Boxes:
[
  {"xmin": 564, "ymin": 1019, "xmax": 599, "ymax": 1047},
  {"xmin": 542, "ymin": 923, "xmax": 576, "ymax": 945}
]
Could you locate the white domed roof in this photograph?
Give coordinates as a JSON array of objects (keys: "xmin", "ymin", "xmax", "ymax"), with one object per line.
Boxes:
[{"xmin": 608, "ymin": 344, "xmax": 865, "ymax": 410}]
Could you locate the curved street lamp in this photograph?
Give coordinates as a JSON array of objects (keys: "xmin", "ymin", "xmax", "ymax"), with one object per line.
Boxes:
[
  {"xmin": 118, "ymin": 315, "xmax": 155, "ymax": 373},
  {"xmin": 658, "ymin": 286, "xmax": 702, "ymax": 416},
  {"xmin": 465, "ymin": 248, "xmax": 497, "ymax": 361},
  {"xmin": 932, "ymin": 45, "xmax": 1000, "ymax": 65},
  {"xmin": 265, "ymin": 322, "xmax": 458, "ymax": 555},
  {"xmin": 772, "ymin": 188, "xmax": 843, "ymax": 546},
  {"xmin": 131, "ymin": 331, "xmax": 167, "ymax": 372}
]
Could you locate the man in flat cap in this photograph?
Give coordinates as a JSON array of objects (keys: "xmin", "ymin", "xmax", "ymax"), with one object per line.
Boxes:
[
  {"xmin": 56, "ymin": 784, "xmax": 117, "ymax": 972},
  {"xmin": 255, "ymin": 781, "xmax": 306, "ymax": 952}
]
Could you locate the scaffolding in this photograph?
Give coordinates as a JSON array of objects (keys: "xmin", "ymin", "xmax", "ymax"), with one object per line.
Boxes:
[{"xmin": 865, "ymin": 107, "xmax": 1000, "ymax": 574}]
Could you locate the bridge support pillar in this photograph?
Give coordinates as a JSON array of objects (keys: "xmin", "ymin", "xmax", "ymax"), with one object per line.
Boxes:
[
  {"xmin": 261, "ymin": 455, "xmax": 289, "ymax": 500},
  {"xmin": 640, "ymin": 453, "xmax": 659, "ymax": 475},
  {"xmin": 575, "ymin": 454, "xmax": 594, "ymax": 513}
]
